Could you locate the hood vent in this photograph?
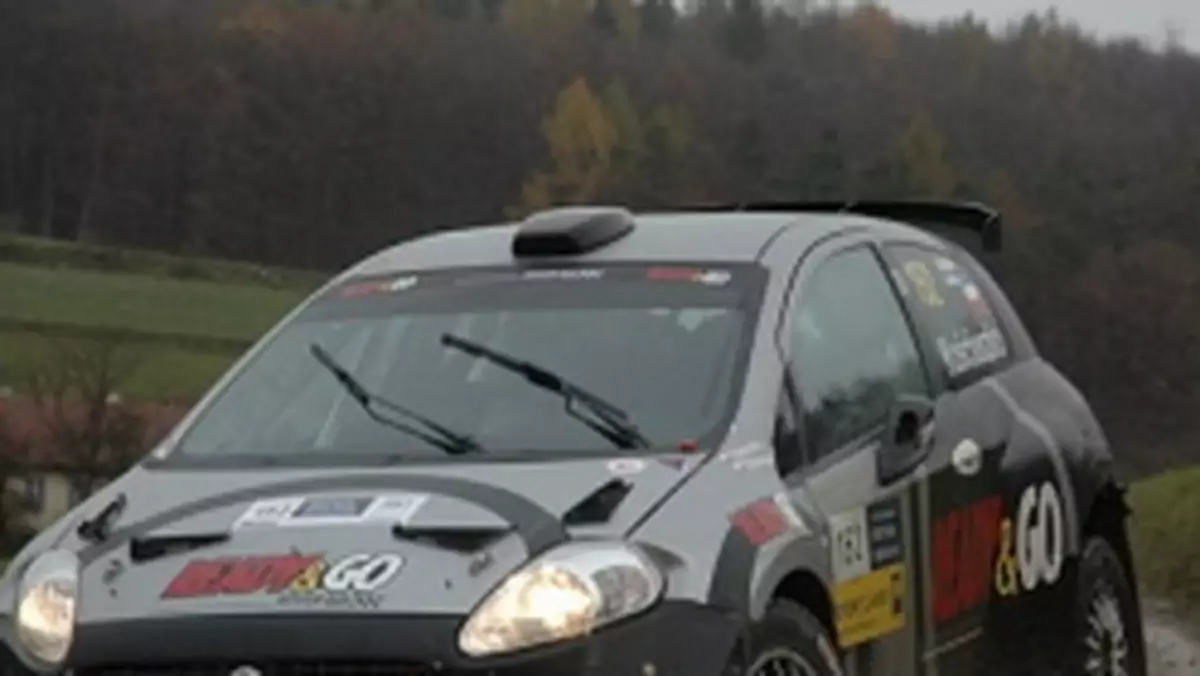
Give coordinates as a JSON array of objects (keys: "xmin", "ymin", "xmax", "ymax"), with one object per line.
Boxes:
[{"xmin": 562, "ymin": 479, "xmax": 632, "ymax": 526}]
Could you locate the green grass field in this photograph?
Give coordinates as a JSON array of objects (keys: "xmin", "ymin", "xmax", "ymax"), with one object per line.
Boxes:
[
  {"xmin": 1129, "ymin": 466, "xmax": 1200, "ymax": 624},
  {"xmin": 1, "ymin": 263, "xmax": 306, "ymax": 342},
  {"xmin": 0, "ymin": 236, "xmax": 321, "ymax": 400}
]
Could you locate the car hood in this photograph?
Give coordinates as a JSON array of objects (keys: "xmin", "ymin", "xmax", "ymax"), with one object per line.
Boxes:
[{"xmin": 16, "ymin": 453, "xmax": 702, "ymax": 624}]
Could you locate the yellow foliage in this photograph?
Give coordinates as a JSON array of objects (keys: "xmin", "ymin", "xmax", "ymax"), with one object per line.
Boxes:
[
  {"xmin": 842, "ymin": 5, "xmax": 898, "ymax": 64},
  {"xmin": 898, "ymin": 112, "xmax": 955, "ymax": 198},
  {"xmin": 502, "ymin": 0, "xmax": 589, "ymax": 35},
  {"xmin": 513, "ymin": 76, "xmax": 695, "ymax": 215},
  {"xmin": 611, "ymin": 0, "xmax": 640, "ymax": 41},
  {"xmin": 219, "ymin": 3, "xmax": 290, "ymax": 39},
  {"xmin": 544, "ymin": 77, "xmax": 619, "ymax": 192},
  {"xmin": 514, "ymin": 77, "xmax": 619, "ymax": 214}
]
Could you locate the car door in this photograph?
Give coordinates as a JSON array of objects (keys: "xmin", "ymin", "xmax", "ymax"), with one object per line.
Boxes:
[
  {"xmin": 780, "ymin": 239, "xmax": 936, "ymax": 676},
  {"xmin": 879, "ymin": 241, "xmax": 1018, "ymax": 676}
]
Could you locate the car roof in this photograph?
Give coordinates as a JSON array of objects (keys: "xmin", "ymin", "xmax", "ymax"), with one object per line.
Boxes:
[{"xmin": 348, "ymin": 211, "xmax": 916, "ymax": 278}]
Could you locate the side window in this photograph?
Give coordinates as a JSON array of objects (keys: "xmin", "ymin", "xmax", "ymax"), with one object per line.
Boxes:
[
  {"xmin": 789, "ymin": 247, "xmax": 930, "ymax": 460},
  {"xmin": 886, "ymin": 245, "xmax": 1010, "ymax": 383}
]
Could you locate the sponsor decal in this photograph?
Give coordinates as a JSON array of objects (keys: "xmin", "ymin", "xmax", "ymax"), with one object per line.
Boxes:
[
  {"xmin": 996, "ymin": 481, "xmax": 1064, "ymax": 597},
  {"xmin": 937, "ymin": 327, "xmax": 1008, "ymax": 377},
  {"xmin": 733, "ymin": 455, "xmax": 774, "ymax": 471},
  {"xmin": 833, "ymin": 562, "xmax": 907, "ymax": 648},
  {"xmin": 866, "ymin": 498, "xmax": 903, "ymax": 569},
  {"xmin": 902, "ymin": 260, "xmax": 945, "ymax": 307},
  {"xmin": 521, "ymin": 268, "xmax": 604, "ymax": 281},
  {"xmin": 830, "ymin": 507, "xmax": 870, "ymax": 582},
  {"xmin": 931, "ymin": 495, "xmax": 1004, "ymax": 625},
  {"xmin": 161, "ymin": 554, "xmax": 322, "ymax": 599},
  {"xmin": 645, "ymin": 267, "xmax": 732, "ymax": 286},
  {"xmin": 933, "ymin": 256, "xmax": 958, "ymax": 273},
  {"xmin": 950, "ymin": 438, "xmax": 983, "ymax": 476},
  {"xmin": 233, "ymin": 493, "xmax": 428, "ymax": 530},
  {"xmin": 339, "ymin": 275, "xmax": 417, "ymax": 299},
  {"xmin": 961, "ymin": 283, "xmax": 996, "ymax": 322},
  {"xmin": 696, "ymin": 269, "xmax": 732, "ymax": 286},
  {"xmin": 829, "ymin": 497, "xmax": 908, "ymax": 645},
  {"xmin": 719, "ymin": 442, "xmax": 774, "ymax": 470},
  {"xmin": 730, "ymin": 498, "xmax": 790, "ymax": 547},
  {"xmin": 162, "ymin": 552, "xmax": 404, "ymax": 609},
  {"xmin": 606, "ymin": 458, "xmax": 646, "ymax": 476}
]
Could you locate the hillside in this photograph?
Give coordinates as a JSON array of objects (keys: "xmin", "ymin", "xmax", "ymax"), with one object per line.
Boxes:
[{"xmin": 0, "ymin": 235, "xmax": 320, "ymax": 400}]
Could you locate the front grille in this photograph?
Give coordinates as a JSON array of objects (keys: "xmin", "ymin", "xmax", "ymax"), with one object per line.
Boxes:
[{"xmin": 74, "ymin": 661, "xmax": 435, "ymax": 676}]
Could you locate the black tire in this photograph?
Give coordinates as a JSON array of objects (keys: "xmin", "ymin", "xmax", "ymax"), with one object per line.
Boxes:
[
  {"xmin": 1064, "ymin": 535, "xmax": 1147, "ymax": 676},
  {"xmin": 727, "ymin": 599, "xmax": 842, "ymax": 676}
]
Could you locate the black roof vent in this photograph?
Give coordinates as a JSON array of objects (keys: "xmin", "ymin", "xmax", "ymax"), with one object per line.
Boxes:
[{"xmin": 512, "ymin": 206, "xmax": 636, "ymax": 257}]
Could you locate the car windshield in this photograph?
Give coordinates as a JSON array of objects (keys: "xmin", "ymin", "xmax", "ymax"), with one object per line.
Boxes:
[{"xmin": 168, "ymin": 263, "xmax": 765, "ymax": 463}]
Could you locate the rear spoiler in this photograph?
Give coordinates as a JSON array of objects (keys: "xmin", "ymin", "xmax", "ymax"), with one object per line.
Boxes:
[{"xmin": 677, "ymin": 200, "xmax": 1003, "ymax": 254}]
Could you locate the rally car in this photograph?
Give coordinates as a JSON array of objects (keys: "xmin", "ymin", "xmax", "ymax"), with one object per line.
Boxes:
[{"xmin": 1, "ymin": 201, "xmax": 1145, "ymax": 676}]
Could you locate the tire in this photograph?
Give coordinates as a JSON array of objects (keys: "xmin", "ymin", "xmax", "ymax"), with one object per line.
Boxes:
[
  {"xmin": 727, "ymin": 599, "xmax": 842, "ymax": 676},
  {"xmin": 1064, "ymin": 535, "xmax": 1147, "ymax": 676}
]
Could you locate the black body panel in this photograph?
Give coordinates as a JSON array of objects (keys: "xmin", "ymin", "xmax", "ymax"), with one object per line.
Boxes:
[{"xmin": 62, "ymin": 601, "xmax": 737, "ymax": 676}]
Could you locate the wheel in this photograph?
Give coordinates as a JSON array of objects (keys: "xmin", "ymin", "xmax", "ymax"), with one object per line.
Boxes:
[
  {"xmin": 1068, "ymin": 535, "xmax": 1147, "ymax": 676},
  {"xmin": 728, "ymin": 600, "xmax": 843, "ymax": 676}
]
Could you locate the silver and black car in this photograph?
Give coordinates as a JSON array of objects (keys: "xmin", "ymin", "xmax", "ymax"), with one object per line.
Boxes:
[{"xmin": 1, "ymin": 202, "xmax": 1145, "ymax": 676}]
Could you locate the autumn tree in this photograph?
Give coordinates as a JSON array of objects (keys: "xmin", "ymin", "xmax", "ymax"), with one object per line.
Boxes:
[
  {"xmin": 894, "ymin": 112, "xmax": 957, "ymax": 199},
  {"xmin": 515, "ymin": 77, "xmax": 619, "ymax": 214},
  {"xmin": 24, "ymin": 336, "xmax": 149, "ymax": 497}
]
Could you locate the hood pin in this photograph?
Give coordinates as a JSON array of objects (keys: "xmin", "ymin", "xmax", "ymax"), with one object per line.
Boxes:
[{"xmin": 468, "ymin": 551, "xmax": 494, "ymax": 577}]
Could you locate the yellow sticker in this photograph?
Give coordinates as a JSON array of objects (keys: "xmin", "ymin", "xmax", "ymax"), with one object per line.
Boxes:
[
  {"xmin": 902, "ymin": 260, "xmax": 944, "ymax": 307},
  {"xmin": 994, "ymin": 517, "xmax": 1020, "ymax": 597},
  {"xmin": 833, "ymin": 563, "xmax": 907, "ymax": 647}
]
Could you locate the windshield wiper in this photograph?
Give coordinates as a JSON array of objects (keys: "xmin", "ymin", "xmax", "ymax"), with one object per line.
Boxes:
[
  {"xmin": 310, "ymin": 343, "xmax": 482, "ymax": 456},
  {"xmin": 440, "ymin": 333, "xmax": 650, "ymax": 450},
  {"xmin": 77, "ymin": 492, "xmax": 128, "ymax": 544}
]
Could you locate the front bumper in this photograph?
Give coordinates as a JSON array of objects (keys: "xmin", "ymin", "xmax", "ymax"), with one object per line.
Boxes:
[{"xmin": 3, "ymin": 601, "xmax": 739, "ymax": 676}]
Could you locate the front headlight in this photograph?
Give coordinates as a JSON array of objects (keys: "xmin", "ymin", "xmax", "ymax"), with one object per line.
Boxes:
[
  {"xmin": 457, "ymin": 541, "xmax": 664, "ymax": 658},
  {"xmin": 15, "ymin": 550, "xmax": 79, "ymax": 666}
]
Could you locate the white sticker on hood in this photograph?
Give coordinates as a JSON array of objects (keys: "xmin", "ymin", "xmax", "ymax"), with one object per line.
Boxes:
[
  {"xmin": 607, "ymin": 458, "xmax": 646, "ymax": 476},
  {"xmin": 233, "ymin": 493, "xmax": 428, "ymax": 529}
]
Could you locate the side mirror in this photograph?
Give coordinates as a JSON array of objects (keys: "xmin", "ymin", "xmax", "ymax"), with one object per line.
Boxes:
[{"xmin": 876, "ymin": 394, "xmax": 935, "ymax": 485}]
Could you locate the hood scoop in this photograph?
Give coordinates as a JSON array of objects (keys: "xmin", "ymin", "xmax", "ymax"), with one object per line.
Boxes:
[
  {"xmin": 562, "ymin": 478, "xmax": 632, "ymax": 526},
  {"xmin": 391, "ymin": 524, "xmax": 512, "ymax": 554},
  {"xmin": 129, "ymin": 532, "xmax": 230, "ymax": 564}
]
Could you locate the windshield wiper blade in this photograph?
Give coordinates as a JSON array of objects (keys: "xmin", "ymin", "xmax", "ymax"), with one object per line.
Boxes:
[
  {"xmin": 310, "ymin": 343, "xmax": 482, "ymax": 456},
  {"xmin": 440, "ymin": 333, "xmax": 650, "ymax": 450}
]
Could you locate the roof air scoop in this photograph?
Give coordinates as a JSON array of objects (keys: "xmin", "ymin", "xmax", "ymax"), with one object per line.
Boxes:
[{"xmin": 512, "ymin": 206, "xmax": 636, "ymax": 257}]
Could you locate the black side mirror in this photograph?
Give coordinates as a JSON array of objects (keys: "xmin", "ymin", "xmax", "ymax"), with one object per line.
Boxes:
[{"xmin": 876, "ymin": 394, "xmax": 935, "ymax": 485}]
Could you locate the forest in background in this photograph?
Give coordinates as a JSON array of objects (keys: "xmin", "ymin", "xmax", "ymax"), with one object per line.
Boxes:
[{"xmin": 1, "ymin": 0, "xmax": 1199, "ymax": 476}]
